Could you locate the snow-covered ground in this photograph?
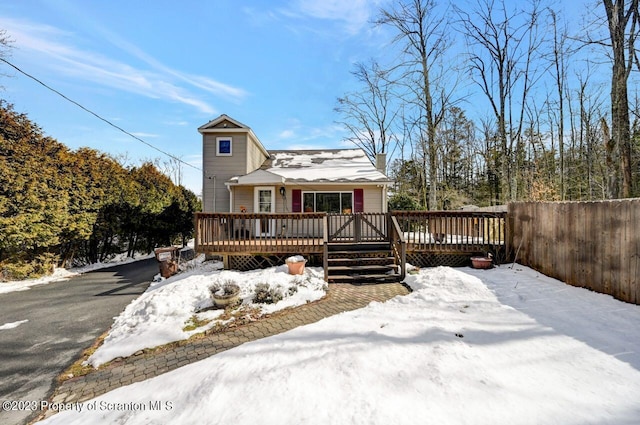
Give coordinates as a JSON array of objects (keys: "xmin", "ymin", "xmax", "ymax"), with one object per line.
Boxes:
[
  {"xmin": 86, "ymin": 258, "xmax": 327, "ymax": 367},
  {"xmin": 40, "ymin": 264, "xmax": 640, "ymax": 425}
]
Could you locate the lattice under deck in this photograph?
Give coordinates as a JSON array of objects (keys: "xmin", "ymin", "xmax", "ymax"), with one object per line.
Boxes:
[{"xmin": 228, "ymin": 254, "xmax": 322, "ymax": 272}]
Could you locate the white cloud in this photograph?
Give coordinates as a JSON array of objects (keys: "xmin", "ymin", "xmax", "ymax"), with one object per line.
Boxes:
[
  {"xmin": 270, "ymin": 122, "xmax": 348, "ymax": 151},
  {"xmin": 303, "ymin": 123, "xmax": 346, "ymax": 141},
  {"xmin": 166, "ymin": 120, "xmax": 190, "ymax": 127},
  {"xmin": 278, "ymin": 129, "xmax": 296, "ymax": 139},
  {"xmin": 287, "ymin": 0, "xmax": 382, "ymax": 35},
  {"xmin": 242, "ymin": 7, "xmax": 281, "ymax": 26},
  {"xmin": 0, "ymin": 17, "xmax": 245, "ymax": 114},
  {"xmin": 130, "ymin": 132, "xmax": 159, "ymax": 138},
  {"xmin": 89, "ymin": 24, "xmax": 248, "ymax": 102}
]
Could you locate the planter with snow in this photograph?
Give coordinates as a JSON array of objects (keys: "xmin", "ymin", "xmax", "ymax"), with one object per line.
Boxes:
[
  {"xmin": 286, "ymin": 255, "xmax": 307, "ymax": 275},
  {"xmin": 210, "ymin": 282, "xmax": 241, "ymax": 308}
]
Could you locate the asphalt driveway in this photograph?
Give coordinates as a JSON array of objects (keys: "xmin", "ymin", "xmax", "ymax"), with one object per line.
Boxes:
[{"xmin": 0, "ymin": 258, "xmax": 158, "ymax": 425}]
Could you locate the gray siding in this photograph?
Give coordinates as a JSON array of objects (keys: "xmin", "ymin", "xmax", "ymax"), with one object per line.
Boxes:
[
  {"xmin": 232, "ymin": 186, "xmax": 283, "ymax": 213},
  {"xmin": 202, "ymin": 133, "xmax": 248, "ymax": 212},
  {"xmin": 246, "ymin": 137, "xmax": 268, "ymax": 174},
  {"xmin": 232, "ymin": 187, "xmax": 253, "ymax": 213}
]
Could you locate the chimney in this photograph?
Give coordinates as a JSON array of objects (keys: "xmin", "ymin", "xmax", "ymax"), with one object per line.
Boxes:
[{"xmin": 375, "ymin": 153, "xmax": 387, "ymax": 174}]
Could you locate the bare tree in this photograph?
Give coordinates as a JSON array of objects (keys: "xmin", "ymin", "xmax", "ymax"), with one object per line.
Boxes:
[
  {"xmin": 601, "ymin": 0, "xmax": 639, "ymax": 197},
  {"xmin": 376, "ymin": 0, "xmax": 455, "ymax": 210},
  {"xmin": 456, "ymin": 0, "xmax": 548, "ymax": 202},
  {"xmin": 0, "ymin": 29, "xmax": 14, "ymax": 85},
  {"xmin": 162, "ymin": 156, "xmax": 184, "ymax": 187},
  {"xmin": 335, "ymin": 60, "xmax": 399, "ymax": 162},
  {"xmin": 548, "ymin": 8, "xmax": 572, "ymax": 199},
  {"xmin": 572, "ymin": 69, "xmax": 608, "ymax": 199},
  {"xmin": 479, "ymin": 117, "xmax": 502, "ymax": 204},
  {"xmin": 437, "ymin": 106, "xmax": 475, "ymax": 207}
]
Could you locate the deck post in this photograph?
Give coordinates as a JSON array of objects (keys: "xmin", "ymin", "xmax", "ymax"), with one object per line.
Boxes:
[
  {"xmin": 194, "ymin": 213, "xmax": 200, "ymax": 252},
  {"xmin": 322, "ymin": 215, "xmax": 329, "ymax": 282},
  {"xmin": 354, "ymin": 213, "xmax": 362, "ymax": 242}
]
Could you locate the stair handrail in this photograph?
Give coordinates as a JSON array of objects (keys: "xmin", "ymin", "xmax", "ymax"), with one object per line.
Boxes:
[
  {"xmin": 322, "ymin": 214, "xmax": 329, "ymax": 282},
  {"xmin": 390, "ymin": 215, "xmax": 407, "ymax": 281}
]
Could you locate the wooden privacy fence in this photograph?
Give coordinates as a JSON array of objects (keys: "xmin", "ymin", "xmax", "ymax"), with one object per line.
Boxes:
[{"xmin": 509, "ymin": 200, "xmax": 640, "ymax": 305}]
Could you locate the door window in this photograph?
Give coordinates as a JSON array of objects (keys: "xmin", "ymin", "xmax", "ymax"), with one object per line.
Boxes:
[{"xmin": 258, "ymin": 189, "xmax": 272, "ymax": 212}]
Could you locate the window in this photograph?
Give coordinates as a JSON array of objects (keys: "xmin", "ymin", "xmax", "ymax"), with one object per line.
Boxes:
[
  {"xmin": 216, "ymin": 137, "xmax": 232, "ymax": 156},
  {"xmin": 303, "ymin": 192, "xmax": 353, "ymax": 213}
]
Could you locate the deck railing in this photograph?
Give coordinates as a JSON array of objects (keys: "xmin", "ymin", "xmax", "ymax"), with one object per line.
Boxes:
[
  {"xmin": 389, "ymin": 215, "xmax": 407, "ymax": 280},
  {"xmin": 392, "ymin": 211, "xmax": 507, "ymax": 254},
  {"xmin": 195, "ymin": 210, "xmax": 508, "ymax": 260},
  {"xmin": 327, "ymin": 213, "xmax": 388, "ymax": 243},
  {"xmin": 195, "ymin": 212, "xmax": 326, "ymax": 254}
]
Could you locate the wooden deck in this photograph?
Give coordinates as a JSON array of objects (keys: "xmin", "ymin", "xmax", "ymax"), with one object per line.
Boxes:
[
  {"xmin": 195, "ymin": 212, "xmax": 326, "ymax": 254},
  {"xmin": 195, "ymin": 211, "xmax": 508, "ymax": 278},
  {"xmin": 393, "ymin": 210, "xmax": 507, "ymax": 254}
]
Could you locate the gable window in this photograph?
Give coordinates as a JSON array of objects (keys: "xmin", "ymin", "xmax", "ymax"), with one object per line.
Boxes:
[
  {"xmin": 303, "ymin": 191, "xmax": 353, "ymax": 213},
  {"xmin": 216, "ymin": 137, "xmax": 232, "ymax": 156}
]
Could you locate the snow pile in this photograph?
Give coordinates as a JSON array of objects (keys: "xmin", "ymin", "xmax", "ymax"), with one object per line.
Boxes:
[
  {"xmin": 44, "ymin": 265, "xmax": 640, "ymax": 425},
  {"xmin": 0, "ymin": 267, "xmax": 77, "ymax": 294},
  {"xmin": 86, "ymin": 261, "xmax": 327, "ymax": 367},
  {"xmin": 0, "ymin": 252, "xmax": 156, "ymax": 295}
]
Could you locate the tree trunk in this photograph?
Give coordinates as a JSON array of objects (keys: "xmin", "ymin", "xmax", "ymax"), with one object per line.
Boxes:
[
  {"xmin": 602, "ymin": 118, "xmax": 619, "ymax": 198},
  {"xmin": 604, "ymin": 0, "xmax": 636, "ymax": 198}
]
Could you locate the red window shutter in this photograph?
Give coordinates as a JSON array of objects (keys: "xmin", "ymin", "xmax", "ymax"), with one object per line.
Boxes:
[
  {"xmin": 354, "ymin": 188, "xmax": 364, "ymax": 212},
  {"xmin": 292, "ymin": 189, "xmax": 302, "ymax": 212}
]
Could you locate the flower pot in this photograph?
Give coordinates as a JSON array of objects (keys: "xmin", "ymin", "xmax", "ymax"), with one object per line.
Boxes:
[
  {"xmin": 159, "ymin": 260, "xmax": 178, "ymax": 278},
  {"xmin": 470, "ymin": 256, "xmax": 493, "ymax": 269},
  {"xmin": 210, "ymin": 283, "xmax": 240, "ymax": 308},
  {"xmin": 286, "ymin": 256, "xmax": 306, "ymax": 275}
]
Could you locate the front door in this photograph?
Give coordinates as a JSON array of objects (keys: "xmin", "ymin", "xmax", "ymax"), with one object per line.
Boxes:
[{"xmin": 254, "ymin": 187, "xmax": 275, "ymax": 236}]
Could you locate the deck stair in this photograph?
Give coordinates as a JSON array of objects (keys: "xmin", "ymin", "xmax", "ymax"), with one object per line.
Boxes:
[{"xmin": 327, "ymin": 243, "xmax": 402, "ymax": 284}]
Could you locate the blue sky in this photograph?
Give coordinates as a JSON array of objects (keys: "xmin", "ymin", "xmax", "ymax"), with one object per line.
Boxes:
[
  {"xmin": 0, "ymin": 0, "xmax": 598, "ymax": 196},
  {"xmin": 0, "ymin": 0, "xmax": 398, "ymax": 195}
]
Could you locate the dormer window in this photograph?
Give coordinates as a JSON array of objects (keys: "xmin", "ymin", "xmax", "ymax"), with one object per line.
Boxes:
[{"xmin": 216, "ymin": 137, "xmax": 232, "ymax": 156}]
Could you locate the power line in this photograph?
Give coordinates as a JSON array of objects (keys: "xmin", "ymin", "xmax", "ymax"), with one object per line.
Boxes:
[{"xmin": 0, "ymin": 57, "xmax": 201, "ymax": 171}]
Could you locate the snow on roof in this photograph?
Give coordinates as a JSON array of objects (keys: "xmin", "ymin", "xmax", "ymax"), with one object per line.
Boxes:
[{"xmin": 261, "ymin": 149, "xmax": 390, "ymax": 183}]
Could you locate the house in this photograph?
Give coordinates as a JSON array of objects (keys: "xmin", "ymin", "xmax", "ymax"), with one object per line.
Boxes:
[
  {"xmin": 198, "ymin": 114, "xmax": 392, "ymax": 218},
  {"xmin": 195, "ymin": 115, "xmax": 508, "ymax": 282}
]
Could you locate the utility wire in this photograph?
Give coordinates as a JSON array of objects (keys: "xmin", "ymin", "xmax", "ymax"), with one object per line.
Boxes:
[{"xmin": 0, "ymin": 58, "xmax": 201, "ymax": 171}]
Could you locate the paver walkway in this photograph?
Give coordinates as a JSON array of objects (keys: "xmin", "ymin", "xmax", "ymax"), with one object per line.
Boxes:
[{"xmin": 46, "ymin": 283, "xmax": 410, "ymax": 410}]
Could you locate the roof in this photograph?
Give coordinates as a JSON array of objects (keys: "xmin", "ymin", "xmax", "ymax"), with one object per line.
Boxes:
[
  {"xmin": 248, "ymin": 148, "xmax": 391, "ymax": 184},
  {"xmin": 198, "ymin": 114, "xmax": 269, "ymax": 158},
  {"xmin": 197, "ymin": 114, "xmax": 250, "ymax": 132},
  {"xmin": 230, "ymin": 169, "xmax": 285, "ymax": 185}
]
